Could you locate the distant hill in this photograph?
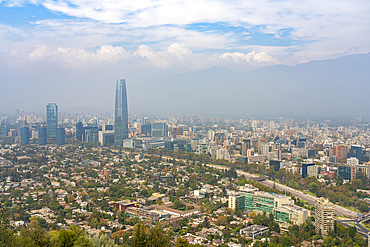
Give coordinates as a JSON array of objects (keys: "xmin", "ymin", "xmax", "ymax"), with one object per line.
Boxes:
[{"xmin": 144, "ymin": 53, "xmax": 370, "ymax": 117}]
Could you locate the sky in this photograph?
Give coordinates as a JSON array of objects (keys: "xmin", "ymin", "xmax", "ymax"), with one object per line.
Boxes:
[{"xmin": 1, "ymin": 0, "xmax": 370, "ymax": 114}]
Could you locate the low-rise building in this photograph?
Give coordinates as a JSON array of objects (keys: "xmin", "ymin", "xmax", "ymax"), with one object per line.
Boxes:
[
  {"xmin": 239, "ymin": 225, "xmax": 269, "ymax": 239},
  {"xmin": 273, "ymin": 204, "xmax": 310, "ymax": 225}
]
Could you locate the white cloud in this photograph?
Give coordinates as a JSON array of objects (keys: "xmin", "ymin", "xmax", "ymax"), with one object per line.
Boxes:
[
  {"xmin": 167, "ymin": 43, "xmax": 192, "ymax": 61},
  {"xmin": 21, "ymin": 43, "xmax": 278, "ymax": 70},
  {"xmin": 96, "ymin": 45, "xmax": 129, "ymax": 61},
  {"xmin": 1, "ymin": 0, "xmax": 370, "ymax": 67},
  {"xmin": 28, "ymin": 44, "xmax": 53, "ymax": 61},
  {"xmin": 219, "ymin": 51, "xmax": 273, "ymax": 63}
]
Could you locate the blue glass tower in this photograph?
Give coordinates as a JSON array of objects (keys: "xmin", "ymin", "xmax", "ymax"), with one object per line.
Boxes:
[
  {"xmin": 21, "ymin": 127, "xmax": 29, "ymax": 145},
  {"xmin": 302, "ymin": 163, "xmax": 315, "ymax": 178},
  {"xmin": 38, "ymin": 127, "xmax": 47, "ymax": 145},
  {"xmin": 56, "ymin": 128, "xmax": 65, "ymax": 145},
  {"xmin": 349, "ymin": 145, "xmax": 362, "ymax": 163},
  {"xmin": 114, "ymin": 79, "xmax": 129, "ymax": 146},
  {"xmin": 76, "ymin": 122, "xmax": 83, "ymax": 141},
  {"xmin": 47, "ymin": 103, "xmax": 58, "ymax": 139}
]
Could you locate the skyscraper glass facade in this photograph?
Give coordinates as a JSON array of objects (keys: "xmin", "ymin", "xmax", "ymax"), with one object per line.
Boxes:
[
  {"xmin": 38, "ymin": 127, "xmax": 47, "ymax": 145},
  {"xmin": 151, "ymin": 123, "xmax": 167, "ymax": 137},
  {"xmin": 76, "ymin": 122, "xmax": 84, "ymax": 141},
  {"xmin": 349, "ymin": 145, "xmax": 362, "ymax": 163},
  {"xmin": 114, "ymin": 79, "xmax": 129, "ymax": 146},
  {"xmin": 47, "ymin": 103, "xmax": 58, "ymax": 139},
  {"xmin": 21, "ymin": 127, "xmax": 29, "ymax": 145},
  {"xmin": 56, "ymin": 128, "xmax": 65, "ymax": 145},
  {"xmin": 302, "ymin": 163, "xmax": 315, "ymax": 178}
]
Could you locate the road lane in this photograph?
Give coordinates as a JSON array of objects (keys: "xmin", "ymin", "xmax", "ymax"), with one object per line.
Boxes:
[{"xmin": 205, "ymin": 164, "xmax": 358, "ymax": 219}]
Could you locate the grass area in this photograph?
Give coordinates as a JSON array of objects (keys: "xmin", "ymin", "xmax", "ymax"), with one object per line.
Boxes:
[
  {"xmin": 303, "ymin": 191, "xmax": 316, "ymax": 197},
  {"xmin": 336, "ymin": 215, "xmax": 352, "ymax": 220},
  {"xmin": 361, "ymin": 223, "xmax": 370, "ymax": 231},
  {"xmin": 340, "ymin": 205, "xmax": 362, "ymax": 214}
]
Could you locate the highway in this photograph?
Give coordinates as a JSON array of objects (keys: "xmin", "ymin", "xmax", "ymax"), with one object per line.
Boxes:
[
  {"xmin": 206, "ymin": 164, "xmax": 369, "ymax": 237},
  {"xmin": 337, "ymin": 219, "xmax": 369, "ymax": 238},
  {"xmin": 206, "ymin": 164, "xmax": 359, "ymax": 218}
]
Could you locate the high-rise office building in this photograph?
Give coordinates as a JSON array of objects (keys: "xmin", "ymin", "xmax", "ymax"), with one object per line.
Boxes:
[
  {"xmin": 56, "ymin": 128, "xmax": 65, "ymax": 145},
  {"xmin": 90, "ymin": 127, "xmax": 99, "ymax": 143},
  {"xmin": 270, "ymin": 160, "xmax": 283, "ymax": 172},
  {"xmin": 38, "ymin": 127, "xmax": 47, "ymax": 145},
  {"xmin": 141, "ymin": 124, "xmax": 151, "ymax": 136},
  {"xmin": 1, "ymin": 126, "xmax": 8, "ymax": 136},
  {"xmin": 348, "ymin": 145, "xmax": 362, "ymax": 164},
  {"xmin": 338, "ymin": 165, "xmax": 356, "ymax": 182},
  {"xmin": 328, "ymin": 145, "xmax": 348, "ymax": 162},
  {"xmin": 16, "ymin": 120, "xmax": 26, "ymax": 137},
  {"xmin": 21, "ymin": 127, "xmax": 29, "ymax": 145},
  {"xmin": 114, "ymin": 79, "xmax": 129, "ymax": 146},
  {"xmin": 151, "ymin": 123, "xmax": 168, "ymax": 138},
  {"xmin": 315, "ymin": 198, "xmax": 334, "ymax": 237},
  {"xmin": 47, "ymin": 103, "xmax": 58, "ymax": 139},
  {"xmin": 76, "ymin": 122, "xmax": 84, "ymax": 141},
  {"xmin": 302, "ymin": 163, "xmax": 315, "ymax": 178}
]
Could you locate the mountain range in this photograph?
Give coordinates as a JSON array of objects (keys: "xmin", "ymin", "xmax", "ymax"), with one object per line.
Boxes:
[{"xmin": 136, "ymin": 53, "xmax": 370, "ymax": 117}]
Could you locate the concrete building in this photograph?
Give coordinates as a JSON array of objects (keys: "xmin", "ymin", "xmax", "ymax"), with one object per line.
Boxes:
[
  {"xmin": 301, "ymin": 163, "xmax": 315, "ymax": 178},
  {"xmin": 254, "ymin": 191, "xmax": 292, "ymax": 214},
  {"xmin": 338, "ymin": 165, "xmax": 356, "ymax": 182},
  {"xmin": 239, "ymin": 225, "xmax": 269, "ymax": 239},
  {"xmin": 270, "ymin": 160, "xmax": 283, "ymax": 172},
  {"xmin": 98, "ymin": 130, "xmax": 115, "ymax": 146},
  {"xmin": 101, "ymin": 169, "xmax": 112, "ymax": 176},
  {"xmin": 328, "ymin": 145, "xmax": 348, "ymax": 162},
  {"xmin": 151, "ymin": 122, "xmax": 168, "ymax": 138},
  {"xmin": 273, "ymin": 204, "xmax": 310, "ymax": 225},
  {"xmin": 228, "ymin": 194, "xmax": 244, "ymax": 210},
  {"xmin": 347, "ymin": 157, "xmax": 359, "ymax": 166},
  {"xmin": 315, "ymin": 197, "xmax": 334, "ymax": 237}
]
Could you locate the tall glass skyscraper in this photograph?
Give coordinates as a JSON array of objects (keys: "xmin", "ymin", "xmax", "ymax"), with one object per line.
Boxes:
[
  {"xmin": 56, "ymin": 128, "xmax": 65, "ymax": 145},
  {"xmin": 114, "ymin": 79, "xmax": 129, "ymax": 146},
  {"xmin": 38, "ymin": 127, "xmax": 47, "ymax": 145},
  {"xmin": 47, "ymin": 103, "xmax": 58, "ymax": 139},
  {"xmin": 21, "ymin": 127, "xmax": 29, "ymax": 145},
  {"xmin": 76, "ymin": 122, "xmax": 84, "ymax": 141}
]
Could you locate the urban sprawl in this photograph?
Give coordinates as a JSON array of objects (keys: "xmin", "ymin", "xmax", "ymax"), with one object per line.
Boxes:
[{"xmin": 1, "ymin": 80, "xmax": 370, "ymax": 247}]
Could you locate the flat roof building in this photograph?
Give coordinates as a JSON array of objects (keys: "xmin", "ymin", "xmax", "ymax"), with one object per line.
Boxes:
[
  {"xmin": 315, "ymin": 197, "xmax": 334, "ymax": 237},
  {"xmin": 240, "ymin": 225, "xmax": 269, "ymax": 239}
]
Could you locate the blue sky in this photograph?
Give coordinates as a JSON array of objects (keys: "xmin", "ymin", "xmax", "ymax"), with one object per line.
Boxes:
[
  {"xmin": 1, "ymin": 0, "xmax": 369, "ymax": 68},
  {"xmin": 0, "ymin": 0, "xmax": 370, "ymax": 113}
]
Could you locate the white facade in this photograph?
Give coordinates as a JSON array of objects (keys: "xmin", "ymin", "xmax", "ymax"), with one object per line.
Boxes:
[{"xmin": 347, "ymin": 157, "xmax": 359, "ymax": 166}]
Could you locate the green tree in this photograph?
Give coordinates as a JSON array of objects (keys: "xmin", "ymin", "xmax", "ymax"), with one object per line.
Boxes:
[
  {"xmin": 148, "ymin": 222, "xmax": 171, "ymax": 247},
  {"xmin": 348, "ymin": 226, "xmax": 356, "ymax": 239},
  {"xmin": 85, "ymin": 233, "xmax": 115, "ymax": 247},
  {"xmin": 309, "ymin": 182, "xmax": 319, "ymax": 194},
  {"xmin": 352, "ymin": 179, "xmax": 363, "ymax": 189},
  {"xmin": 18, "ymin": 223, "xmax": 51, "ymax": 247},
  {"xmin": 73, "ymin": 235, "xmax": 93, "ymax": 247},
  {"xmin": 132, "ymin": 221, "xmax": 147, "ymax": 247},
  {"xmin": 175, "ymin": 237, "xmax": 191, "ymax": 247},
  {"xmin": 52, "ymin": 228, "xmax": 77, "ymax": 247},
  {"xmin": 26, "ymin": 194, "xmax": 34, "ymax": 204},
  {"xmin": 0, "ymin": 211, "xmax": 17, "ymax": 247}
]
